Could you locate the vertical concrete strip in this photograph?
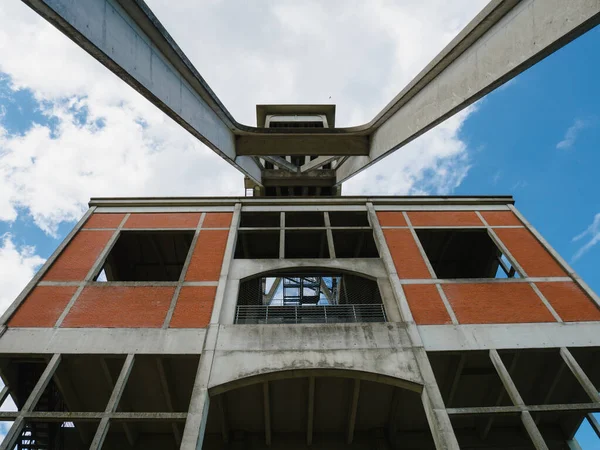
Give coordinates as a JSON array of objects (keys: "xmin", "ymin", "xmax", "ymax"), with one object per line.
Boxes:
[
  {"xmin": 0, "ymin": 207, "xmax": 95, "ymax": 329},
  {"xmin": 404, "ymin": 211, "xmax": 459, "ymax": 324},
  {"xmin": 163, "ymin": 213, "xmax": 206, "ymax": 328},
  {"xmin": 346, "ymin": 379, "xmax": 360, "ymax": 444},
  {"xmin": 508, "ymin": 204, "xmax": 600, "ymax": 309},
  {"xmin": 559, "ymin": 348, "xmax": 600, "ymax": 403},
  {"xmin": 477, "ymin": 211, "xmax": 563, "ymax": 322},
  {"xmin": 54, "ymin": 213, "xmax": 130, "ymax": 328},
  {"xmin": 324, "ymin": 212, "xmax": 336, "ymax": 259},
  {"xmin": 489, "ymin": 349, "xmax": 549, "ymax": 450},
  {"xmin": 367, "ymin": 203, "xmax": 460, "ymax": 450},
  {"xmin": 307, "ymin": 377, "xmax": 315, "ymax": 445},
  {"xmin": 0, "ymin": 354, "xmax": 62, "ymax": 450},
  {"xmin": 587, "ymin": 413, "xmax": 600, "ymax": 439},
  {"xmin": 182, "ymin": 204, "xmax": 241, "ymax": 449},
  {"xmin": 279, "ymin": 212, "xmax": 285, "ymax": 259},
  {"xmin": 263, "ymin": 381, "xmax": 272, "ymax": 446},
  {"xmin": 90, "ymin": 354, "xmax": 135, "ymax": 450}
]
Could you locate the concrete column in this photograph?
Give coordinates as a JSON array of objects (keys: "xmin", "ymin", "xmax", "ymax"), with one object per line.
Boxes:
[{"xmin": 367, "ymin": 203, "xmax": 460, "ymax": 450}]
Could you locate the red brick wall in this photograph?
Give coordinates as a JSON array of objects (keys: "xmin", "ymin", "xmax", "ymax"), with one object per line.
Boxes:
[
  {"xmin": 403, "ymin": 284, "xmax": 451, "ymax": 325},
  {"xmin": 383, "ymin": 229, "xmax": 431, "ymax": 279},
  {"xmin": 494, "ymin": 228, "xmax": 566, "ymax": 277},
  {"xmin": 408, "ymin": 211, "xmax": 482, "ymax": 227},
  {"xmin": 124, "ymin": 213, "xmax": 200, "ymax": 229},
  {"xmin": 480, "ymin": 211, "xmax": 522, "ymax": 226},
  {"xmin": 203, "ymin": 212, "xmax": 233, "ymax": 228},
  {"xmin": 62, "ymin": 286, "xmax": 174, "ymax": 328},
  {"xmin": 186, "ymin": 230, "xmax": 229, "ymax": 281},
  {"xmin": 170, "ymin": 286, "xmax": 217, "ymax": 328},
  {"xmin": 9, "ymin": 286, "xmax": 78, "ymax": 328},
  {"xmin": 537, "ymin": 282, "xmax": 600, "ymax": 322},
  {"xmin": 377, "ymin": 212, "xmax": 407, "ymax": 227},
  {"xmin": 83, "ymin": 213, "xmax": 125, "ymax": 229},
  {"xmin": 443, "ymin": 283, "xmax": 557, "ymax": 324},
  {"xmin": 43, "ymin": 230, "xmax": 113, "ymax": 281}
]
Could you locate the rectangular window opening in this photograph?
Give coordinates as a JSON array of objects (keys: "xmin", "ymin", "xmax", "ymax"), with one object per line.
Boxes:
[
  {"xmin": 285, "ymin": 230, "xmax": 329, "ymax": 258},
  {"xmin": 96, "ymin": 231, "xmax": 194, "ymax": 282},
  {"xmin": 332, "ymin": 230, "xmax": 379, "ymax": 258},
  {"xmin": 239, "ymin": 212, "xmax": 280, "ymax": 228},
  {"xmin": 234, "ymin": 230, "xmax": 280, "ymax": 259},
  {"xmin": 415, "ymin": 229, "xmax": 521, "ymax": 279},
  {"xmin": 328, "ymin": 211, "xmax": 370, "ymax": 227},
  {"xmin": 285, "ymin": 211, "xmax": 325, "ymax": 228}
]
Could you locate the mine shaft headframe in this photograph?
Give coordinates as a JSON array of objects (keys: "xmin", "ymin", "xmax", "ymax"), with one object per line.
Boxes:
[
  {"xmin": 21, "ymin": 0, "xmax": 600, "ymax": 196},
  {"xmin": 244, "ymin": 104, "xmax": 344, "ymax": 197}
]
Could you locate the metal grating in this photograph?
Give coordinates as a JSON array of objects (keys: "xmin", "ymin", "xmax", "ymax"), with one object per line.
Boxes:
[
  {"xmin": 236, "ymin": 272, "xmax": 385, "ymax": 324},
  {"xmin": 236, "ymin": 304, "xmax": 386, "ymax": 324}
]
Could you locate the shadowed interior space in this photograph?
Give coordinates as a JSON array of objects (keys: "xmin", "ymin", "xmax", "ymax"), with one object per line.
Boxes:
[
  {"xmin": 97, "ymin": 231, "xmax": 194, "ymax": 282},
  {"xmin": 203, "ymin": 374, "xmax": 434, "ymax": 450}
]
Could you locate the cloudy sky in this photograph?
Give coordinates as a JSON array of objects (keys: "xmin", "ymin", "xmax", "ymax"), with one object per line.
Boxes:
[{"xmin": 0, "ymin": 0, "xmax": 599, "ymax": 445}]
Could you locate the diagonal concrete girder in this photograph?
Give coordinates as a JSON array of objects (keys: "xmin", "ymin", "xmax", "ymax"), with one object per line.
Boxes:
[{"xmin": 22, "ymin": 0, "xmax": 600, "ymax": 187}]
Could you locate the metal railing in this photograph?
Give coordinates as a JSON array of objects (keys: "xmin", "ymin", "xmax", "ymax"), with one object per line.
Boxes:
[{"xmin": 235, "ymin": 304, "xmax": 386, "ymax": 324}]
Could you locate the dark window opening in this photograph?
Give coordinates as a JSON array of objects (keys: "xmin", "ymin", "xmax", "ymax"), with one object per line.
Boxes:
[
  {"xmin": 236, "ymin": 270, "xmax": 385, "ymax": 324},
  {"xmin": 332, "ymin": 230, "xmax": 379, "ymax": 258},
  {"xmin": 97, "ymin": 231, "xmax": 193, "ymax": 282},
  {"xmin": 286, "ymin": 212, "xmax": 325, "ymax": 228},
  {"xmin": 239, "ymin": 212, "xmax": 280, "ymax": 228},
  {"xmin": 328, "ymin": 211, "xmax": 370, "ymax": 227},
  {"xmin": 285, "ymin": 230, "xmax": 329, "ymax": 258},
  {"xmin": 234, "ymin": 230, "xmax": 280, "ymax": 259},
  {"xmin": 269, "ymin": 121, "xmax": 324, "ymax": 128},
  {"xmin": 415, "ymin": 229, "xmax": 520, "ymax": 279}
]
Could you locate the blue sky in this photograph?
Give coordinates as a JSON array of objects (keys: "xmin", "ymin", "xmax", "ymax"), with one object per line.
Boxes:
[{"xmin": 0, "ymin": 0, "xmax": 598, "ymax": 447}]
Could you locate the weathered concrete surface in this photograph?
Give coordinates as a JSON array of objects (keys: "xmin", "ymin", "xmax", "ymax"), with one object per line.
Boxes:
[
  {"xmin": 0, "ymin": 327, "xmax": 205, "ymax": 354},
  {"xmin": 208, "ymin": 323, "xmax": 423, "ymax": 393},
  {"xmin": 419, "ymin": 321, "xmax": 600, "ymax": 351}
]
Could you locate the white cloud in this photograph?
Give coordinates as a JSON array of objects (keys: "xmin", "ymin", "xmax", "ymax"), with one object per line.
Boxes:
[
  {"xmin": 572, "ymin": 213, "xmax": 600, "ymax": 262},
  {"xmin": 344, "ymin": 107, "xmax": 474, "ymax": 195},
  {"xmin": 0, "ymin": 233, "xmax": 45, "ymax": 314},
  {"xmin": 556, "ymin": 119, "xmax": 589, "ymax": 150},
  {"xmin": 0, "ymin": 0, "xmax": 488, "ymax": 233}
]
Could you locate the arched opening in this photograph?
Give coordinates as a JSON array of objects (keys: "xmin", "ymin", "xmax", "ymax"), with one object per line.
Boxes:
[
  {"xmin": 202, "ymin": 371, "xmax": 434, "ymax": 449},
  {"xmin": 235, "ymin": 269, "xmax": 386, "ymax": 324}
]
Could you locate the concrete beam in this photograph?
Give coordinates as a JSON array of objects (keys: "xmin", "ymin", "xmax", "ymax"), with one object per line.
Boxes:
[
  {"xmin": 336, "ymin": 0, "xmax": 600, "ymax": 184},
  {"xmin": 587, "ymin": 413, "xmax": 600, "ymax": 439},
  {"xmin": 91, "ymin": 354, "xmax": 135, "ymax": 450},
  {"xmin": 236, "ymin": 134, "xmax": 369, "ymax": 157},
  {"xmin": 22, "ymin": 0, "xmax": 262, "ymax": 184},
  {"xmin": 307, "ymin": 377, "xmax": 315, "ymax": 446},
  {"xmin": 346, "ymin": 379, "xmax": 360, "ymax": 444},
  {"xmin": 217, "ymin": 394, "xmax": 230, "ymax": 444},
  {"xmin": 301, "ymin": 156, "xmax": 340, "ymax": 173},
  {"xmin": 23, "ymin": 0, "xmax": 599, "ymax": 186},
  {"xmin": 263, "ymin": 381, "xmax": 271, "ymax": 446},
  {"xmin": 261, "ymin": 156, "xmax": 299, "ymax": 174},
  {"xmin": 156, "ymin": 357, "xmax": 182, "ymax": 447}
]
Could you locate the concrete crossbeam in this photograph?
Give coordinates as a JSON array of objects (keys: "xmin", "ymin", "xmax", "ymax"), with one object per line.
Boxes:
[{"xmin": 336, "ymin": 0, "xmax": 600, "ymax": 183}]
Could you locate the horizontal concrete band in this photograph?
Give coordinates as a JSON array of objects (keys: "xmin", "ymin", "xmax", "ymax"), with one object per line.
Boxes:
[
  {"xmin": 0, "ymin": 411, "xmax": 188, "ymax": 421},
  {"xmin": 0, "ymin": 328, "xmax": 206, "ymax": 354},
  {"xmin": 446, "ymin": 402, "xmax": 600, "ymax": 416},
  {"xmin": 90, "ymin": 196, "xmax": 514, "ymax": 208},
  {"xmin": 419, "ymin": 322, "xmax": 600, "ymax": 351}
]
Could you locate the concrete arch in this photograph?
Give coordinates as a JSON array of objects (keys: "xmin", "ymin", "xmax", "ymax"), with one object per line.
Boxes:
[
  {"xmin": 208, "ymin": 322, "xmax": 423, "ymax": 392},
  {"xmin": 209, "ymin": 367, "xmax": 422, "ymax": 396},
  {"xmin": 229, "ymin": 258, "xmax": 388, "ymax": 282}
]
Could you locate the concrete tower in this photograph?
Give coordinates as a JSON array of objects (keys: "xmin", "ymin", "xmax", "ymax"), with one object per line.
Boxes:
[{"xmin": 2, "ymin": 0, "xmax": 600, "ymax": 449}]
